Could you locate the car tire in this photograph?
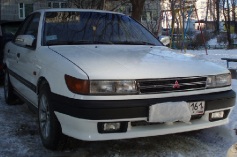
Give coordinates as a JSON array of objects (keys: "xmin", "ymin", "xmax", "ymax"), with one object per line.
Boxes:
[
  {"xmin": 38, "ymin": 82, "xmax": 63, "ymax": 150},
  {"xmin": 4, "ymin": 70, "xmax": 17, "ymax": 105}
]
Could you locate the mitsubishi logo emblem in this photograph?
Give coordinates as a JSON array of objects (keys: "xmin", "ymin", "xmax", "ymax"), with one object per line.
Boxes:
[{"xmin": 173, "ymin": 80, "xmax": 180, "ymax": 89}]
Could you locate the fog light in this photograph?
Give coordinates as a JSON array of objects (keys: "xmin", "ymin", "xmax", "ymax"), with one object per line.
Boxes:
[
  {"xmin": 209, "ymin": 110, "xmax": 230, "ymax": 122},
  {"xmin": 97, "ymin": 122, "xmax": 128, "ymax": 133},
  {"xmin": 209, "ymin": 111, "xmax": 225, "ymax": 122},
  {"xmin": 104, "ymin": 122, "xmax": 121, "ymax": 131},
  {"xmin": 211, "ymin": 111, "xmax": 224, "ymax": 119}
]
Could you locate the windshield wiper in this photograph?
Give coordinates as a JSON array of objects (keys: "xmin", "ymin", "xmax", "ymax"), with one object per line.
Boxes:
[
  {"xmin": 71, "ymin": 40, "xmax": 114, "ymax": 45},
  {"xmin": 46, "ymin": 40, "xmax": 155, "ymax": 46},
  {"xmin": 46, "ymin": 40, "xmax": 68, "ymax": 46},
  {"xmin": 113, "ymin": 41, "xmax": 156, "ymax": 46},
  {"xmin": 46, "ymin": 40, "xmax": 113, "ymax": 46}
]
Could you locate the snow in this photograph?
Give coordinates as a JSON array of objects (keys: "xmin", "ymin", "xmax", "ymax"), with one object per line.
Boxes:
[
  {"xmin": 0, "ymin": 48, "xmax": 237, "ymax": 156},
  {"xmin": 149, "ymin": 101, "xmax": 191, "ymax": 123},
  {"xmin": 208, "ymin": 38, "xmax": 219, "ymax": 46}
]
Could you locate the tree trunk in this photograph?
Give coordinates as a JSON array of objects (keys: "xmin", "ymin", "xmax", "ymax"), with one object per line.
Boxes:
[
  {"xmin": 205, "ymin": 0, "xmax": 209, "ymax": 23},
  {"xmin": 231, "ymin": 0, "xmax": 236, "ymax": 33},
  {"xmin": 216, "ymin": 0, "xmax": 220, "ymax": 34},
  {"xmin": 130, "ymin": 0, "xmax": 145, "ymax": 22},
  {"xmin": 227, "ymin": 0, "xmax": 232, "ymax": 47},
  {"xmin": 222, "ymin": 0, "xmax": 232, "ymax": 48},
  {"xmin": 170, "ymin": 0, "xmax": 177, "ymax": 48}
]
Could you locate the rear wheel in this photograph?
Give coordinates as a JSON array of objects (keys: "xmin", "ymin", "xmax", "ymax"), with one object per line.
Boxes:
[
  {"xmin": 38, "ymin": 83, "xmax": 62, "ymax": 150},
  {"xmin": 4, "ymin": 70, "xmax": 17, "ymax": 105}
]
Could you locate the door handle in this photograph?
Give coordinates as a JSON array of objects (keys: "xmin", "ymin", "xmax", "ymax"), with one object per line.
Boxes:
[{"xmin": 17, "ymin": 53, "xmax": 20, "ymax": 58}]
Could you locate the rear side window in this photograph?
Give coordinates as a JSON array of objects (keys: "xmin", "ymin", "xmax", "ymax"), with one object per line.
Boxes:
[{"xmin": 1, "ymin": 22, "xmax": 21, "ymax": 37}]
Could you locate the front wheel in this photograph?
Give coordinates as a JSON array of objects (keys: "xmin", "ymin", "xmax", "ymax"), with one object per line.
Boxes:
[{"xmin": 38, "ymin": 83, "xmax": 62, "ymax": 150}]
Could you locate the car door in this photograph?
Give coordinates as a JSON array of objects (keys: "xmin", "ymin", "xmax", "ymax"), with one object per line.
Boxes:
[
  {"xmin": 8, "ymin": 13, "xmax": 40, "ymax": 106},
  {"xmin": 1, "ymin": 21, "xmax": 23, "ymax": 79}
]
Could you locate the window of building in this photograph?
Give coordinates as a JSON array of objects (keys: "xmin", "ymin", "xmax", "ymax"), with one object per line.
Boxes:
[
  {"xmin": 18, "ymin": 3, "xmax": 33, "ymax": 19},
  {"xmin": 48, "ymin": 2, "xmax": 67, "ymax": 8}
]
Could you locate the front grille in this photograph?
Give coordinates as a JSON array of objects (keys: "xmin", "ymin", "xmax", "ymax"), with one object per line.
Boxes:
[{"xmin": 137, "ymin": 76, "xmax": 207, "ymax": 94}]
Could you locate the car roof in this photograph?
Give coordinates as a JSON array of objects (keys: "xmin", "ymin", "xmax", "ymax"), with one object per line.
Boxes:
[{"xmin": 34, "ymin": 8, "xmax": 125, "ymax": 16}]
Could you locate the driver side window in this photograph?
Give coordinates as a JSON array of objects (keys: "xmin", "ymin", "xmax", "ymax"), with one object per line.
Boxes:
[
  {"xmin": 24, "ymin": 14, "xmax": 40, "ymax": 39},
  {"xmin": 14, "ymin": 13, "xmax": 40, "ymax": 47}
]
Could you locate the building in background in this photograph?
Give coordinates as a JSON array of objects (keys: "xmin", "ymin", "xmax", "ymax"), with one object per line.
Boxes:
[{"xmin": 0, "ymin": 0, "xmax": 68, "ymax": 21}]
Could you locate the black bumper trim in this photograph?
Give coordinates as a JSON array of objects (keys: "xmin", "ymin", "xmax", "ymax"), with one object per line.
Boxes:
[{"xmin": 51, "ymin": 90, "xmax": 236, "ymax": 120}]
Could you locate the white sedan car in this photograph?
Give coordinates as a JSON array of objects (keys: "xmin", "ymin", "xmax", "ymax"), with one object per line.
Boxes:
[{"xmin": 3, "ymin": 8, "xmax": 236, "ymax": 150}]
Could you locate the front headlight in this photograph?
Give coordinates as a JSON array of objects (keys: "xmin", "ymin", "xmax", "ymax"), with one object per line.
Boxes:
[
  {"xmin": 206, "ymin": 73, "xmax": 231, "ymax": 88},
  {"xmin": 65, "ymin": 75, "xmax": 137, "ymax": 95},
  {"xmin": 90, "ymin": 80, "xmax": 137, "ymax": 95}
]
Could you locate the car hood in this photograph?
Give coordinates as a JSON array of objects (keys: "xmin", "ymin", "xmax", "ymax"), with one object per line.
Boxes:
[{"xmin": 49, "ymin": 45, "xmax": 228, "ymax": 80}]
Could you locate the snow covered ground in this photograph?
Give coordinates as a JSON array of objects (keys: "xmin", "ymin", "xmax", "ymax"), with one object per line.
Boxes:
[{"xmin": 0, "ymin": 49, "xmax": 237, "ymax": 157}]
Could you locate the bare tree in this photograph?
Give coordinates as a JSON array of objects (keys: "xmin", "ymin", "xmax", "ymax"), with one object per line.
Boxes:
[
  {"xmin": 169, "ymin": 0, "xmax": 178, "ymax": 48},
  {"xmin": 230, "ymin": 0, "xmax": 236, "ymax": 33},
  {"xmin": 143, "ymin": 1, "xmax": 162, "ymax": 35},
  {"xmin": 130, "ymin": 0, "xmax": 146, "ymax": 22},
  {"xmin": 110, "ymin": 0, "xmax": 130, "ymax": 11},
  {"xmin": 68, "ymin": 0, "xmax": 105, "ymax": 10},
  {"xmin": 69, "ymin": 0, "xmax": 148, "ymax": 23},
  {"xmin": 222, "ymin": 0, "xmax": 232, "ymax": 47},
  {"xmin": 109, "ymin": 0, "xmax": 146, "ymax": 23},
  {"xmin": 205, "ymin": 0, "xmax": 209, "ymax": 23},
  {"xmin": 216, "ymin": 0, "xmax": 220, "ymax": 33}
]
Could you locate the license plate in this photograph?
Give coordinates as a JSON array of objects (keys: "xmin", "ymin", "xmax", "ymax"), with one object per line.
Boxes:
[{"xmin": 188, "ymin": 101, "xmax": 205, "ymax": 115}]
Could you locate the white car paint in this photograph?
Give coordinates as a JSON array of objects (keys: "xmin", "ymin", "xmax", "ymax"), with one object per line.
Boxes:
[
  {"xmin": 3, "ymin": 9, "xmax": 235, "ymax": 147},
  {"xmin": 55, "ymin": 107, "xmax": 232, "ymax": 141},
  {"xmin": 49, "ymin": 45, "xmax": 229, "ymax": 80}
]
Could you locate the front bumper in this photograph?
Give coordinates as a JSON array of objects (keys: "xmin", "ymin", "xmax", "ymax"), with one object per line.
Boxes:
[
  {"xmin": 52, "ymin": 90, "xmax": 236, "ymax": 120},
  {"xmin": 55, "ymin": 109, "xmax": 231, "ymax": 141},
  {"xmin": 52, "ymin": 90, "xmax": 235, "ymax": 141}
]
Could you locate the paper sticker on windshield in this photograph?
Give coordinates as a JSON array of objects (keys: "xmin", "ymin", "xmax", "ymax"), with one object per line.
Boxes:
[{"xmin": 46, "ymin": 35, "xmax": 57, "ymax": 41}]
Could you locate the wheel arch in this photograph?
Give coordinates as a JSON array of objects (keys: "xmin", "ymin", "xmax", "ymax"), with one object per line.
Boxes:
[
  {"xmin": 37, "ymin": 77, "xmax": 50, "ymax": 95},
  {"xmin": 37, "ymin": 76, "xmax": 62, "ymax": 126},
  {"xmin": 37, "ymin": 76, "xmax": 63, "ymax": 149}
]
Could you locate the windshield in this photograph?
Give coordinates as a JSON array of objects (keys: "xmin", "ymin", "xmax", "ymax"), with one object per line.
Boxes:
[{"xmin": 43, "ymin": 11, "xmax": 162, "ymax": 46}]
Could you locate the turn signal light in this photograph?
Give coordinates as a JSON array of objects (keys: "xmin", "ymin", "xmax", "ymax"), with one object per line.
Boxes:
[{"xmin": 65, "ymin": 75, "xmax": 89, "ymax": 94}]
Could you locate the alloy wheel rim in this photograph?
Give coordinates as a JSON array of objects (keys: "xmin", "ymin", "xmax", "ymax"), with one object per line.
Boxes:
[{"xmin": 39, "ymin": 94, "xmax": 51, "ymax": 139}]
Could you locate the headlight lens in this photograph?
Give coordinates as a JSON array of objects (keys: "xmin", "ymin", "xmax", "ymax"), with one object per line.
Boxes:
[
  {"xmin": 90, "ymin": 80, "xmax": 137, "ymax": 95},
  {"xmin": 206, "ymin": 73, "xmax": 231, "ymax": 88},
  {"xmin": 65, "ymin": 75, "xmax": 137, "ymax": 95}
]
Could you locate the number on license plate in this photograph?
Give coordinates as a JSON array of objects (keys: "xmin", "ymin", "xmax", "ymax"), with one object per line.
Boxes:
[{"xmin": 188, "ymin": 101, "xmax": 205, "ymax": 115}]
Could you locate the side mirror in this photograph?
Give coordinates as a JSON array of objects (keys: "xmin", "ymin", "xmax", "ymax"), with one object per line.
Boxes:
[{"xmin": 15, "ymin": 35, "xmax": 35, "ymax": 47}]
